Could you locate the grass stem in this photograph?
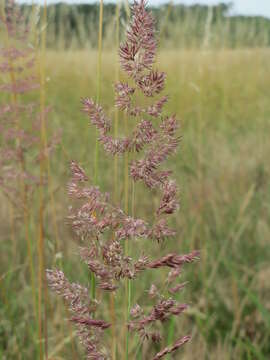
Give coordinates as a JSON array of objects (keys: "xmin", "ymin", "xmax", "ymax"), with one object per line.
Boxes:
[
  {"xmin": 37, "ymin": 1, "xmax": 48, "ymax": 358},
  {"xmin": 92, "ymin": 0, "xmax": 104, "ymax": 301},
  {"xmin": 111, "ymin": 2, "xmax": 120, "ymax": 359},
  {"xmin": 124, "ymin": 114, "xmax": 130, "ymax": 359}
]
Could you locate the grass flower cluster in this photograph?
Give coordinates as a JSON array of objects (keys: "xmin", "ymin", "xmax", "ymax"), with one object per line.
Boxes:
[
  {"xmin": 47, "ymin": 1, "xmax": 199, "ymax": 359},
  {"xmin": 1, "ymin": 0, "xmax": 269, "ymax": 359}
]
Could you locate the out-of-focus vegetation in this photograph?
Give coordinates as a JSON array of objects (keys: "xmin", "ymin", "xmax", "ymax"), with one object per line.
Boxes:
[
  {"xmin": 1, "ymin": 1, "xmax": 270, "ymax": 359},
  {"xmin": 18, "ymin": 2, "xmax": 270, "ymax": 49}
]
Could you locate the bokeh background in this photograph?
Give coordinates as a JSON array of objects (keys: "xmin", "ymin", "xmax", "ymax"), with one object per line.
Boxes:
[{"xmin": 0, "ymin": 0, "xmax": 270, "ymax": 359}]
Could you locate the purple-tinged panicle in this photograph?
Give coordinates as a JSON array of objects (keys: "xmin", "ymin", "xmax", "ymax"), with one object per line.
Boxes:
[{"xmin": 47, "ymin": 0, "xmax": 199, "ymax": 358}]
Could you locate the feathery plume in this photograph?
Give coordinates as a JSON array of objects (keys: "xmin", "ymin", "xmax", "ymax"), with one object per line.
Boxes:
[{"xmin": 47, "ymin": 1, "xmax": 199, "ymax": 359}]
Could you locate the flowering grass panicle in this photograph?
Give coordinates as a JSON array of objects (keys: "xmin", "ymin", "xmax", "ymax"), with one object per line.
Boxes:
[{"xmin": 47, "ymin": 1, "xmax": 199, "ymax": 358}]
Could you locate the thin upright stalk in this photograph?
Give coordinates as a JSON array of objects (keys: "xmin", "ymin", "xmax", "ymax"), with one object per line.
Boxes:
[
  {"xmin": 123, "ymin": 8, "xmax": 131, "ymax": 357},
  {"xmin": 47, "ymin": 165, "xmax": 61, "ymax": 257},
  {"xmin": 124, "ymin": 118, "xmax": 129, "ymax": 215},
  {"xmin": 113, "ymin": 0, "xmax": 120, "ymax": 205},
  {"xmin": 124, "ymin": 0, "xmax": 130, "ymax": 19},
  {"xmin": 0, "ymin": 3, "xmax": 16, "ymax": 262},
  {"xmin": 124, "ymin": 113, "xmax": 130, "ymax": 359},
  {"xmin": 94, "ymin": 0, "xmax": 104, "ymax": 185},
  {"xmin": 92, "ymin": 0, "xmax": 104, "ymax": 300},
  {"xmin": 8, "ymin": 202, "xmax": 16, "ymax": 261},
  {"xmin": 111, "ymin": 3, "xmax": 120, "ymax": 359},
  {"xmin": 159, "ymin": 0, "xmax": 173, "ymax": 48},
  {"xmin": 37, "ymin": 1, "xmax": 48, "ymax": 358},
  {"xmin": 126, "ymin": 276, "xmax": 132, "ymax": 359},
  {"xmin": 126, "ymin": 151, "xmax": 136, "ymax": 359}
]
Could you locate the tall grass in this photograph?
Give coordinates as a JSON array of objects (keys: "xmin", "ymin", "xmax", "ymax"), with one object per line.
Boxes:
[
  {"xmin": 90, "ymin": 0, "xmax": 103, "ymax": 303},
  {"xmin": 46, "ymin": 2, "xmax": 200, "ymax": 359},
  {"xmin": 37, "ymin": 1, "xmax": 48, "ymax": 358},
  {"xmin": 111, "ymin": 3, "xmax": 120, "ymax": 359},
  {"xmin": 0, "ymin": 0, "xmax": 38, "ymax": 332},
  {"xmin": 0, "ymin": 2, "xmax": 58, "ymax": 358},
  {"xmin": 1, "ymin": 1, "xmax": 270, "ymax": 358},
  {"xmin": 46, "ymin": 48, "xmax": 269, "ymax": 359},
  {"xmin": 1, "ymin": 46, "xmax": 269, "ymax": 359}
]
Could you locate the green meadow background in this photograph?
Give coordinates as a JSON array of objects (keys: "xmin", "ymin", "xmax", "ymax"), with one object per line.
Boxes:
[{"xmin": 1, "ymin": 2, "xmax": 270, "ymax": 359}]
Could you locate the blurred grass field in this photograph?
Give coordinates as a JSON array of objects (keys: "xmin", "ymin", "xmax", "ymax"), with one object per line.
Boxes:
[{"xmin": 1, "ymin": 47, "xmax": 270, "ymax": 359}]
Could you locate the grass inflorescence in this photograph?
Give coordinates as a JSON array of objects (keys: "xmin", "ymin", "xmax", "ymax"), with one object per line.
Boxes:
[
  {"xmin": 1, "ymin": 0, "xmax": 270, "ymax": 359},
  {"xmin": 46, "ymin": 1, "xmax": 199, "ymax": 359}
]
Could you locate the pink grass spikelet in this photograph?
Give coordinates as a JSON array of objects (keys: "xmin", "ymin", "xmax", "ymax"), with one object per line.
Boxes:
[
  {"xmin": 153, "ymin": 335, "xmax": 192, "ymax": 360},
  {"xmin": 148, "ymin": 251, "xmax": 200, "ymax": 269}
]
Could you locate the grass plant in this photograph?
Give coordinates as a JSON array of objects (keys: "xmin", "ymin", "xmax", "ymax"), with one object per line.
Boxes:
[
  {"xmin": 111, "ymin": 3, "xmax": 120, "ymax": 359},
  {"xmin": 91, "ymin": 0, "xmax": 104, "ymax": 303},
  {"xmin": 0, "ymin": 2, "xmax": 58, "ymax": 358},
  {"xmin": 46, "ymin": 1, "xmax": 199, "ymax": 359},
  {"xmin": 45, "ymin": 47, "xmax": 269, "ymax": 360},
  {"xmin": 0, "ymin": 0, "xmax": 38, "ymax": 331},
  {"xmin": 1, "ymin": 1, "xmax": 270, "ymax": 359},
  {"xmin": 37, "ymin": 1, "xmax": 48, "ymax": 358}
]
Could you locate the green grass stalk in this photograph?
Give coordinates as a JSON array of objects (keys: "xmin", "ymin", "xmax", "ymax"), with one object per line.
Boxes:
[
  {"xmin": 9, "ymin": 200, "xmax": 16, "ymax": 262},
  {"xmin": 124, "ymin": 114, "xmax": 130, "ymax": 359},
  {"xmin": 92, "ymin": 0, "xmax": 104, "ymax": 300},
  {"xmin": 37, "ymin": 1, "xmax": 48, "ymax": 358},
  {"xmin": 111, "ymin": 2, "xmax": 120, "ymax": 359},
  {"xmin": 0, "ymin": 2, "xmax": 16, "ymax": 264},
  {"xmin": 123, "ymin": 9, "xmax": 131, "ymax": 356},
  {"xmin": 113, "ymin": 1, "xmax": 120, "ymax": 205}
]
